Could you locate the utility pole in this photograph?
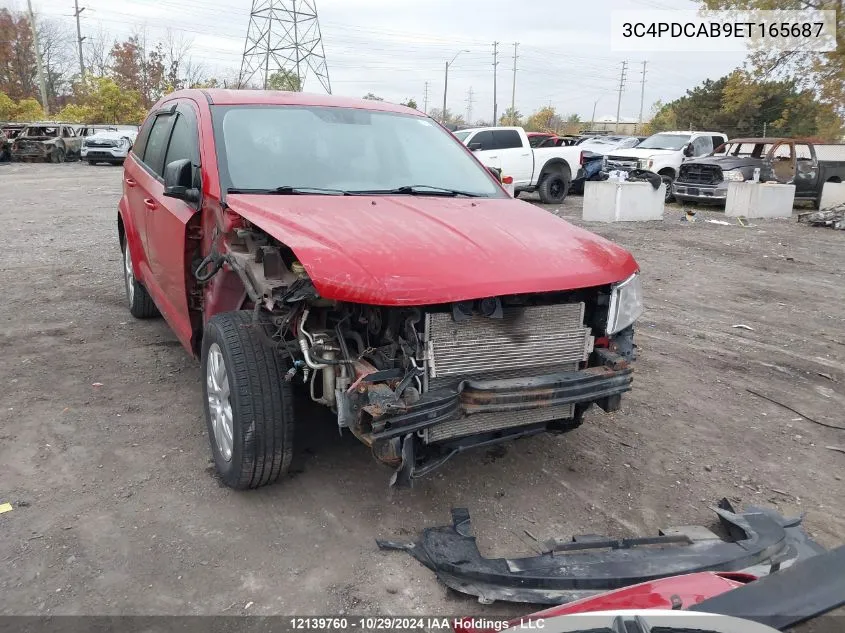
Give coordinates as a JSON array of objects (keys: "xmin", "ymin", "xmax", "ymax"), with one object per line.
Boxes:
[
  {"xmin": 73, "ymin": 0, "xmax": 86, "ymax": 77},
  {"xmin": 26, "ymin": 0, "xmax": 49, "ymax": 115},
  {"xmin": 590, "ymin": 98, "xmax": 599, "ymax": 131},
  {"xmin": 492, "ymin": 41, "xmax": 499, "ymax": 126},
  {"xmin": 510, "ymin": 42, "xmax": 519, "ymax": 118},
  {"xmin": 638, "ymin": 61, "xmax": 647, "ymax": 133},
  {"xmin": 763, "ymin": 121, "xmax": 767, "ymax": 137},
  {"xmin": 466, "ymin": 86, "xmax": 474, "ymax": 124},
  {"xmin": 423, "ymin": 81, "xmax": 430, "ymax": 115},
  {"xmin": 615, "ymin": 60, "xmax": 628, "ymax": 133},
  {"xmin": 442, "ymin": 50, "xmax": 468, "ymax": 124}
]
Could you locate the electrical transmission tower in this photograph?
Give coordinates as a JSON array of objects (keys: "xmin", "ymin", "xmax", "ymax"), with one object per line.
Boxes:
[{"xmin": 239, "ymin": 0, "xmax": 331, "ymax": 93}]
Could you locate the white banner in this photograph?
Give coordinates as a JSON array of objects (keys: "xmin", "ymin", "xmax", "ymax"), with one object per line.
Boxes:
[{"xmin": 611, "ymin": 9, "xmax": 837, "ymax": 52}]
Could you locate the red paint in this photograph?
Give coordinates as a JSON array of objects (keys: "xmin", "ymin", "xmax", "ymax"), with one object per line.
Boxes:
[
  {"xmin": 226, "ymin": 194, "xmax": 638, "ymax": 306},
  {"xmin": 120, "ymin": 89, "xmax": 639, "ymax": 354},
  {"xmin": 453, "ymin": 572, "xmax": 755, "ymax": 633}
]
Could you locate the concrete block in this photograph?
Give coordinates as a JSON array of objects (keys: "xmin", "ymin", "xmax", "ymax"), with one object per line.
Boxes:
[
  {"xmin": 725, "ymin": 182, "xmax": 795, "ymax": 218},
  {"xmin": 582, "ymin": 181, "xmax": 665, "ymax": 222},
  {"xmin": 820, "ymin": 182, "xmax": 845, "ymax": 210}
]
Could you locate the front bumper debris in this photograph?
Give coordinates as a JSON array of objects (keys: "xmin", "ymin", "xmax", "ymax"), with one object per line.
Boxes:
[
  {"xmin": 673, "ymin": 183, "xmax": 728, "ymax": 202},
  {"xmin": 370, "ymin": 365, "xmax": 632, "ymax": 443},
  {"xmin": 377, "ymin": 499, "xmax": 826, "ymax": 605}
]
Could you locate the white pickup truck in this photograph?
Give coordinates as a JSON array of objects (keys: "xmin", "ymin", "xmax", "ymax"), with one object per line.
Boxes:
[
  {"xmin": 454, "ymin": 126, "xmax": 583, "ymax": 203},
  {"xmin": 604, "ymin": 130, "xmax": 728, "ymax": 201}
]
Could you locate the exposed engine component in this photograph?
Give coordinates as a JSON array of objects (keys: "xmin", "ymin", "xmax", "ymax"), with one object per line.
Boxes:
[{"xmin": 216, "ymin": 225, "xmax": 629, "ymax": 487}]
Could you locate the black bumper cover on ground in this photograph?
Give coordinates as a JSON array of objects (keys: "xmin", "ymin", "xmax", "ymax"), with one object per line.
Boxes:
[{"xmin": 377, "ymin": 500, "xmax": 825, "ymax": 605}]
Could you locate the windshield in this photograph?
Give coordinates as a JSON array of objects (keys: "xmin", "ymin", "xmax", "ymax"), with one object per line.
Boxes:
[
  {"xmin": 637, "ymin": 133, "xmax": 691, "ymax": 151},
  {"xmin": 213, "ymin": 106, "xmax": 503, "ymax": 197}
]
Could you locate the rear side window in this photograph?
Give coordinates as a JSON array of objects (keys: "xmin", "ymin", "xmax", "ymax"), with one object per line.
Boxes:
[
  {"xmin": 142, "ymin": 114, "xmax": 175, "ymax": 177},
  {"xmin": 469, "ymin": 130, "xmax": 494, "ymax": 150},
  {"xmin": 493, "ymin": 130, "xmax": 522, "ymax": 149},
  {"xmin": 132, "ymin": 117, "xmax": 155, "ymax": 158}
]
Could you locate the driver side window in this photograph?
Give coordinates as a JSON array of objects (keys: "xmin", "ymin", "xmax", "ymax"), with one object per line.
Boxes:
[{"xmin": 469, "ymin": 130, "xmax": 495, "ymax": 151}]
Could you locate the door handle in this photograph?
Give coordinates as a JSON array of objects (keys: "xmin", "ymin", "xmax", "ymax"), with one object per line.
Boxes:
[
  {"xmin": 143, "ymin": 198, "xmax": 158, "ymax": 210},
  {"xmin": 521, "ymin": 153, "xmax": 530, "ymax": 157},
  {"xmin": 124, "ymin": 178, "xmax": 136, "ymax": 187},
  {"xmin": 488, "ymin": 155, "xmax": 498, "ymax": 159}
]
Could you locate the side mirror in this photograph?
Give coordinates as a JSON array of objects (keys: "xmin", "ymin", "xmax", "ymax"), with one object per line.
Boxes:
[
  {"xmin": 163, "ymin": 158, "xmax": 200, "ymax": 203},
  {"xmin": 468, "ymin": 142, "xmax": 483, "ymax": 151},
  {"xmin": 486, "ymin": 165, "xmax": 502, "ymax": 181},
  {"xmin": 683, "ymin": 144, "xmax": 694, "ymax": 157}
]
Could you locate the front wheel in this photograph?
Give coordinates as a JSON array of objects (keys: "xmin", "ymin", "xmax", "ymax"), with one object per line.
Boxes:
[
  {"xmin": 51, "ymin": 147, "xmax": 65, "ymax": 163},
  {"xmin": 660, "ymin": 174, "xmax": 675, "ymax": 202},
  {"xmin": 202, "ymin": 311, "xmax": 295, "ymax": 489},
  {"xmin": 538, "ymin": 170, "xmax": 571, "ymax": 204}
]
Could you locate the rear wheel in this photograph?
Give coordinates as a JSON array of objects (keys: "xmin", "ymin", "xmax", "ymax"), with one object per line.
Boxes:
[
  {"xmin": 88, "ymin": 160, "xmax": 97, "ymax": 166},
  {"xmin": 202, "ymin": 311, "xmax": 295, "ymax": 489},
  {"xmin": 51, "ymin": 147, "xmax": 65, "ymax": 163},
  {"xmin": 538, "ymin": 168, "xmax": 571, "ymax": 204},
  {"xmin": 122, "ymin": 237, "xmax": 159, "ymax": 319}
]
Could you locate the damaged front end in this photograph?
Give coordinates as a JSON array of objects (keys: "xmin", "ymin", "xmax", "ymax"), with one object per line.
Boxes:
[
  {"xmin": 377, "ymin": 499, "xmax": 826, "ymax": 605},
  {"xmin": 212, "ymin": 225, "xmax": 642, "ymax": 486}
]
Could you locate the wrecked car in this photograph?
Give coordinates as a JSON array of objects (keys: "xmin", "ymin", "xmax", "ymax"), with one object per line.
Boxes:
[
  {"xmin": 10, "ymin": 123, "xmax": 82, "ymax": 162},
  {"xmin": 118, "ymin": 90, "xmax": 642, "ymax": 489},
  {"xmin": 673, "ymin": 138, "xmax": 845, "ymax": 208},
  {"xmin": 82, "ymin": 128, "xmax": 139, "ymax": 165},
  {"xmin": 1, "ymin": 122, "xmax": 27, "ymax": 161}
]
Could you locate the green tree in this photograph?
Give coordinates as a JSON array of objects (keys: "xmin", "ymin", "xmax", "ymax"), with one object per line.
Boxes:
[
  {"xmin": 700, "ymin": 0, "xmax": 844, "ymax": 118},
  {"xmin": 56, "ymin": 75, "xmax": 146, "ymax": 124},
  {"xmin": 266, "ymin": 69, "xmax": 301, "ymax": 92},
  {"xmin": 646, "ymin": 73, "xmax": 842, "ymax": 140},
  {"xmin": 0, "ymin": 93, "xmax": 46, "ymax": 121},
  {"xmin": 362, "ymin": 92, "xmax": 383, "ymax": 101},
  {"xmin": 400, "ymin": 98, "xmax": 418, "ymax": 109},
  {"xmin": 499, "ymin": 106, "xmax": 522, "ymax": 127},
  {"xmin": 525, "ymin": 106, "xmax": 558, "ymax": 132}
]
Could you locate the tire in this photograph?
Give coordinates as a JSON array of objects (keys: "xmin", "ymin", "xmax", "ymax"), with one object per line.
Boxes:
[
  {"xmin": 538, "ymin": 168, "xmax": 571, "ymax": 204},
  {"xmin": 122, "ymin": 237, "xmax": 159, "ymax": 319},
  {"xmin": 201, "ymin": 311, "xmax": 295, "ymax": 490},
  {"xmin": 51, "ymin": 147, "xmax": 65, "ymax": 163},
  {"xmin": 88, "ymin": 160, "xmax": 97, "ymax": 166},
  {"xmin": 660, "ymin": 173, "xmax": 675, "ymax": 202}
]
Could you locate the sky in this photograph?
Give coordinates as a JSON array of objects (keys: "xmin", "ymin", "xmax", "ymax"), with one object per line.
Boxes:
[{"xmin": 17, "ymin": 0, "xmax": 747, "ymax": 123}]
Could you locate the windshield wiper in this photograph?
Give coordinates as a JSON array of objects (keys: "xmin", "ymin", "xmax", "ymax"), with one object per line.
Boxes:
[
  {"xmin": 227, "ymin": 186, "xmax": 350, "ymax": 195},
  {"xmin": 349, "ymin": 185, "xmax": 486, "ymax": 198}
]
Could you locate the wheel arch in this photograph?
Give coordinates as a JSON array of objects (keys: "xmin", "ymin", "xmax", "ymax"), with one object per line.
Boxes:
[
  {"xmin": 657, "ymin": 166, "xmax": 676, "ymax": 179},
  {"xmin": 538, "ymin": 158, "xmax": 572, "ymax": 183}
]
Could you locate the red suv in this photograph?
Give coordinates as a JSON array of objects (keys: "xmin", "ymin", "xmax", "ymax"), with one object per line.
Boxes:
[{"xmin": 118, "ymin": 89, "xmax": 642, "ymax": 489}]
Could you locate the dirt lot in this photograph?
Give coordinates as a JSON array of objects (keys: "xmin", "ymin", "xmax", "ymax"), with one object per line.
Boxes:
[{"xmin": 1, "ymin": 162, "xmax": 844, "ymax": 622}]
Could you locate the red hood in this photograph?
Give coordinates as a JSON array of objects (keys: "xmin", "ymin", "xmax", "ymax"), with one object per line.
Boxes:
[{"xmin": 226, "ymin": 194, "xmax": 639, "ymax": 306}]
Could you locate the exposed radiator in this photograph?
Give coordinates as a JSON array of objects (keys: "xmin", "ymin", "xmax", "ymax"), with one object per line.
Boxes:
[{"xmin": 421, "ymin": 303, "xmax": 592, "ymax": 443}]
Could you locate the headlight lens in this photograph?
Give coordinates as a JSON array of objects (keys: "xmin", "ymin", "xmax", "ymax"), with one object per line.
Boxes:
[
  {"xmin": 606, "ymin": 273, "xmax": 643, "ymax": 335},
  {"xmin": 722, "ymin": 169, "xmax": 745, "ymax": 182}
]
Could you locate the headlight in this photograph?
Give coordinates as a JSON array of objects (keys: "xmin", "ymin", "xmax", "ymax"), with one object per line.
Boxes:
[
  {"xmin": 119, "ymin": 137, "xmax": 129, "ymax": 148},
  {"xmin": 606, "ymin": 273, "xmax": 643, "ymax": 335},
  {"xmin": 722, "ymin": 169, "xmax": 745, "ymax": 182}
]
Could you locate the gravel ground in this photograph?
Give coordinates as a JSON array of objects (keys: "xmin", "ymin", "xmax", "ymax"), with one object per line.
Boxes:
[{"xmin": 1, "ymin": 162, "xmax": 843, "ymax": 627}]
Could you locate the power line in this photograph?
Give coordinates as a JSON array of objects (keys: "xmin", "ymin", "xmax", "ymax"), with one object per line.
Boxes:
[
  {"xmin": 492, "ymin": 41, "xmax": 499, "ymax": 125},
  {"xmin": 239, "ymin": 0, "xmax": 331, "ymax": 93},
  {"xmin": 615, "ymin": 60, "xmax": 628, "ymax": 133}
]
